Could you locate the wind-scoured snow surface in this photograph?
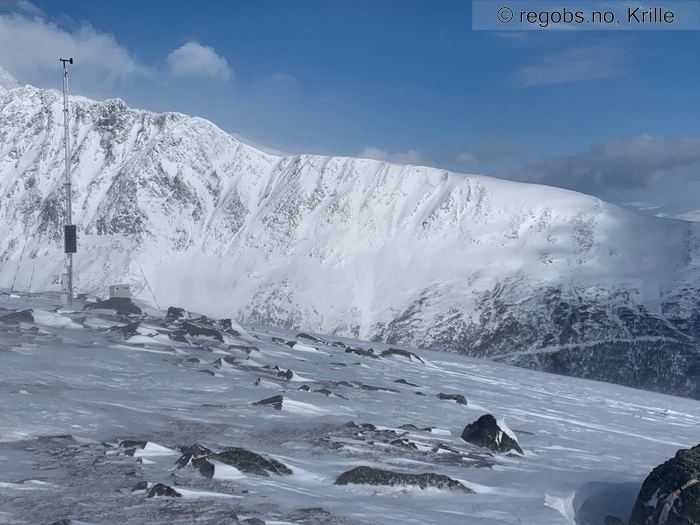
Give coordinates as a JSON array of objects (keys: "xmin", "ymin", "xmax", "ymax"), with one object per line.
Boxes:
[
  {"xmin": 2, "ymin": 80, "xmax": 700, "ymax": 398},
  {"xmin": 1, "ymin": 293, "xmax": 699, "ymax": 524}
]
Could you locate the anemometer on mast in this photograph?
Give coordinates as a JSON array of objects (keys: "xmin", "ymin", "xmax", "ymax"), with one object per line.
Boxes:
[{"xmin": 60, "ymin": 57, "xmax": 76, "ymax": 304}]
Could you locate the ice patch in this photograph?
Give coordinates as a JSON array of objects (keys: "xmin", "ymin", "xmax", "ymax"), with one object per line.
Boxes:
[
  {"xmin": 291, "ymin": 343, "xmax": 327, "ymax": 355},
  {"xmin": 283, "ymin": 399, "xmax": 333, "ymax": 416},
  {"xmin": 544, "ymin": 492, "xmax": 576, "ymax": 524},
  {"xmin": 33, "ymin": 309, "xmax": 80, "ymax": 329},
  {"xmin": 212, "ymin": 461, "xmax": 246, "ymax": 480},
  {"xmin": 132, "ymin": 442, "xmax": 178, "ymax": 458}
]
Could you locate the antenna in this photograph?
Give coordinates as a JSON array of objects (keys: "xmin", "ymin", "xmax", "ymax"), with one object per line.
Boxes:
[{"xmin": 60, "ymin": 57, "xmax": 76, "ymax": 304}]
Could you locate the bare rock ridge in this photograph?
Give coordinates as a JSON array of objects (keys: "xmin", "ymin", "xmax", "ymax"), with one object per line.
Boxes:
[{"xmin": 2, "ymin": 80, "xmax": 700, "ymax": 398}]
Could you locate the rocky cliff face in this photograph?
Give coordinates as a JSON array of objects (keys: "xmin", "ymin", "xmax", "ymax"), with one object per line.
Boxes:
[{"xmin": 2, "ymin": 77, "xmax": 700, "ymax": 398}]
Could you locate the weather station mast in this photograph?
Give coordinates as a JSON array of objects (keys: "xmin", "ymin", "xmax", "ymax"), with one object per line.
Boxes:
[{"xmin": 60, "ymin": 57, "xmax": 76, "ymax": 304}]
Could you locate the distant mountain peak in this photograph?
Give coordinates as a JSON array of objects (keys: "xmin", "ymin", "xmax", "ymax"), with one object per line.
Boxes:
[{"xmin": 2, "ymin": 83, "xmax": 700, "ymax": 399}]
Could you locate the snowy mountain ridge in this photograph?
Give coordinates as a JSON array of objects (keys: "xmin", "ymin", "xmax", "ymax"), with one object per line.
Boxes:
[{"xmin": 2, "ymin": 80, "xmax": 700, "ymax": 398}]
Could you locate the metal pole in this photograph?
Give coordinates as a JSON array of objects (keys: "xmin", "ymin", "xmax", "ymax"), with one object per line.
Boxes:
[{"xmin": 60, "ymin": 57, "xmax": 74, "ymax": 304}]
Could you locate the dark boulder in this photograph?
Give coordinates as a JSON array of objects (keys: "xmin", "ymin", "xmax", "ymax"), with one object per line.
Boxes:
[
  {"xmin": 438, "ymin": 392, "xmax": 468, "ymax": 405},
  {"xmin": 335, "ymin": 466, "xmax": 472, "ymax": 492},
  {"xmin": 85, "ymin": 298, "xmax": 142, "ymax": 316},
  {"xmin": 629, "ymin": 443, "xmax": 700, "ymax": 525},
  {"xmin": 395, "ymin": 378, "xmax": 419, "ymax": 387},
  {"xmin": 380, "ymin": 348, "xmax": 425, "ymax": 364},
  {"xmin": 147, "ymin": 483, "xmax": 181, "ymax": 498},
  {"xmin": 228, "ymin": 344, "xmax": 259, "ymax": 354},
  {"xmin": 358, "ymin": 383, "xmax": 399, "ymax": 393},
  {"xmin": 176, "ymin": 443, "xmax": 213, "ymax": 468},
  {"xmin": 178, "ymin": 321, "xmax": 223, "ymax": 342},
  {"xmin": 297, "ymin": 332, "xmax": 323, "ymax": 343},
  {"xmin": 298, "ymin": 384, "xmax": 311, "ymax": 391},
  {"xmin": 277, "ymin": 369, "xmax": 294, "ymax": 380},
  {"xmin": 166, "ymin": 306, "xmax": 187, "ymax": 320},
  {"xmin": 346, "ymin": 347, "xmax": 379, "ymax": 358},
  {"xmin": 252, "ymin": 395, "xmax": 283, "ymax": 410},
  {"xmin": 120, "ymin": 439, "xmax": 147, "ymax": 455},
  {"xmin": 109, "ymin": 322, "xmax": 140, "ymax": 337},
  {"xmin": 192, "ymin": 456, "xmax": 215, "ymax": 479},
  {"xmin": 214, "ymin": 356, "xmax": 237, "ymax": 368},
  {"xmin": 461, "ymin": 414, "xmax": 523, "ymax": 455},
  {"xmin": 0, "ymin": 309, "xmax": 34, "ymax": 323},
  {"xmin": 50, "ymin": 520, "xmax": 72, "ymax": 525},
  {"xmin": 390, "ymin": 438, "xmax": 419, "ymax": 450},
  {"xmin": 218, "ymin": 318, "xmax": 238, "ymax": 333},
  {"xmin": 211, "ymin": 447, "xmax": 292, "ymax": 476}
]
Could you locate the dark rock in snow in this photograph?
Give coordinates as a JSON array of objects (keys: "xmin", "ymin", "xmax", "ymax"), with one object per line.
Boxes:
[
  {"xmin": 271, "ymin": 336, "xmax": 286, "ymax": 344},
  {"xmin": 390, "ymin": 438, "xmax": 419, "ymax": 450},
  {"xmin": 335, "ymin": 466, "xmax": 472, "ymax": 492},
  {"xmin": 109, "ymin": 322, "xmax": 140, "ymax": 337},
  {"xmin": 297, "ymin": 332, "xmax": 323, "ymax": 343},
  {"xmin": 358, "ymin": 383, "xmax": 399, "ymax": 393},
  {"xmin": 214, "ymin": 356, "xmax": 237, "ymax": 368},
  {"xmin": 629, "ymin": 443, "xmax": 700, "ymax": 525},
  {"xmin": 461, "ymin": 414, "xmax": 523, "ymax": 455},
  {"xmin": 166, "ymin": 306, "xmax": 187, "ymax": 320},
  {"xmin": 147, "ymin": 483, "xmax": 181, "ymax": 498},
  {"xmin": 0, "ymin": 309, "xmax": 34, "ymax": 323},
  {"xmin": 332, "ymin": 341, "xmax": 347, "ymax": 348},
  {"xmin": 395, "ymin": 378, "xmax": 420, "ymax": 387},
  {"xmin": 218, "ymin": 318, "xmax": 240, "ymax": 335},
  {"xmin": 85, "ymin": 298, "xmax": 142, "ymax": 316},
  {"xmin": 178, "ymin": 321, "xmax": 224, "ymax": 342},
  {"xmin": 399, "ymin": 424, "xmax": 432, "ymax": 432},
  {"xmin": 50, "ymin": 520, "xmax": 72, "ymax": 525},
  {"xmin": 198, "ymin": 369, "xmax": 215, "ymax": 376},
  {"xmin": 211, "ymin": 447, "xmax": 292, "ymax": 476},
  {"xmin": 120, "ymin": 439, "xmax": 147, "ymax": 451},
  {"xmin": 298, "ymin": 384, "xmax": 311, "ymax": 391},
  {"xmin": 252, "ymin": 395, "xmax": 284, "ymax": 410},
  {"xmin": 176, "ymin": 443, "xmax": 212, "ymax": 468},
  {"xmin": 192, "ymin": 456, "xmax": 215, "ymax": 479},
  {"xmin": 277, "ymin": 368, "xmax": 294, "ymax": 380},
  {"xmin": 438, "ymin": 392, "xmax": 468, "ymax": 405},
  {"xmin": 345, "ymin": 346, "xmax": 379, "ymax": 358},
  {"xmin": 380, "ymin": 348, "xmax": 425, "ymax": 363}
]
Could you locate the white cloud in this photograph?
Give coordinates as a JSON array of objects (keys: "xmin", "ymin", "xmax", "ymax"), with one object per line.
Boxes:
[
  {"xmin": 166, "ymin": 42, "xmax": 232, "ymax": 80},
  {"xmin": 456, "ymin": 152, "xmax": 478, "ymax": 164},
  {"xmin": 518, "ymin": 46, "xmax": 621, "ymax": 87},
  {"xmin": 0, "ymin": 13, "xmax": 142, "ymax": 84},
  {"xmin": 359, "ymin": 146, "xmax": 424, "ymax": 165}
]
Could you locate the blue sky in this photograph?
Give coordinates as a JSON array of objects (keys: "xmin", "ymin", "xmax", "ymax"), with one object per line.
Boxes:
[{"xmin": 2, "ymin": 0, "xmax": 700, "ymax": 217}]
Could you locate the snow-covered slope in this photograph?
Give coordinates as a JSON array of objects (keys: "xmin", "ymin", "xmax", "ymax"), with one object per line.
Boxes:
[
  {"xmin": 2, "ymin": 83, "xmax": 700, "ymax": 398},
  {"xmin": 1, "ymin": 293, "xmax": 699, "ymax": 525}
]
